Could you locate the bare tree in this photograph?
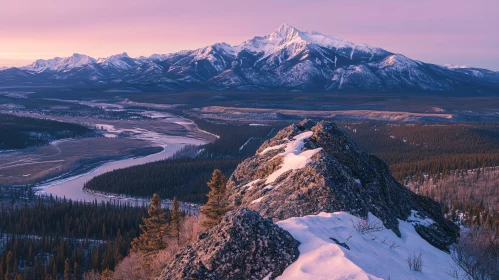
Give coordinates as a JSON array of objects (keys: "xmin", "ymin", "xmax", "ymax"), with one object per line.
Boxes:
[
  {"xmin": 352, "ymin": 216, "xmax": 384, "ymax": 235},
  {"xmin": 407, "ymin": 252, "xmax": 423, "ymax": 272},
  {"xmin": 451, "ymin": 224, "xmax": 499, "ymax": 280}
]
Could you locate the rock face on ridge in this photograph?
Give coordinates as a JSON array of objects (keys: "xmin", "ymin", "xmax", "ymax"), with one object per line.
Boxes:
[
  {"xmin": 159, "ymin": 208, "xmax": 299, "ymax": 280},
  {"xmin": 227, "ymin": 119, "xmax": 459, "ymax": 250},
  {"xmin": 160, "ymin": 119, "xmax": 459, "ymax": 280}
]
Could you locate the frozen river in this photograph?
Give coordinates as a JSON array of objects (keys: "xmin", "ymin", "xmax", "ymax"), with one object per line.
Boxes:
[{"xmin": 34, "ymin": 102, "xmax": 208, "ymax": 211}]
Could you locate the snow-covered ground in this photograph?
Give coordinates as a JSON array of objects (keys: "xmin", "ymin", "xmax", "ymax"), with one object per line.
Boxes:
[{"xmin": 276, "ymin": 212, "xmax": 460, "ymax": 280}]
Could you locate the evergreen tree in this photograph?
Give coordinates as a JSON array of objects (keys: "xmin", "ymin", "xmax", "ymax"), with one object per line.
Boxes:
[
  {"xmin": 101, "ymin": 269, "xmax": 113, "ymax": 280},
  {"xmin": 170, "ymin": 196, "xmax": 182, "ymax": 243},
  {"xmin": 0, "ymin": 258, "xmax": 4, "ymax": 280},
  {"xmin": 200, "ymin": 169, "xmax": 230, "ymax": 229},
  {"xmin": 113, "ymin": 231, "xmax": 124, "ymax": 267},
  {"xmin": 131, "ymin": 194, "xmax": 169, "ymax": 254},
  {"xmin": 73, "ymin": 261, "xmax": 79, "ymax": 280},
  {"xmin": 4, "ymin": 251, "xmax": 12, "ymax": 280},
  {"xmin": 64, "ymin": 258, "xmax": 71, "ymax": 280}
]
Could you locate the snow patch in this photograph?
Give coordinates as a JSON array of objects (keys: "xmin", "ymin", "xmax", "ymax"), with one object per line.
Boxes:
[
  {"xmin": 407, "ymin": 210, "xmax": 435, "ymax": 227},
  {"xmin": 277, "ymin": 212, "xmax": 461, "ymax": 280},
  {"xmin": 259, "ymin": 144, "xmax": 287, "ymax": 155},
  {"xmin": 264, "ymin": 131, "xmax": 321, "ymax": 184}
]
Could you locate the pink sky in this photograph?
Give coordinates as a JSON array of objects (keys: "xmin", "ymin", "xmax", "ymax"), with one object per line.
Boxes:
[{"xmin": 1, "ymin": 0, "xmax": 498, "ymax": 70}]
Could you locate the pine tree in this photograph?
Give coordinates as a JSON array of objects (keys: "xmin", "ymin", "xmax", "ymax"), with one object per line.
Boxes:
[
  {"xmin": 101, "ymin": 269, "xmax": 113, "ymax": 280},
  {"xmin": 52, "ymin": 261, "xmax": 57, "ymax": 280},
  {"xmin": 0, "ymin": 257, "xmax": 4, "ymax": 280},
  {"xmin": 64, "ymin": 259, "xmax": 71, "ymax": 280},
  {"xmin": 73, "ymin": 261, "xmax": 79, "ymax": 280},
  {"xmin": 4, "ymin": 251, "xmax": 12, "ymax": 280},
  {"xmin": 12, "ymin": 260, "xmax": 17, "ymax": 276},
  {"xmin": 200, "ymin": 169, "xmax": 229, "ymax": 229},
  {"xmin": 131, "ymin": 194, "xmax": 169, "ymax": 254},
  {"xmin": 170, "ymin": 196, "xmax": 182, "ymax": 244},
  {"xmin": 113, "ymin": 231, "xmax": 124, "ymax": 267}
]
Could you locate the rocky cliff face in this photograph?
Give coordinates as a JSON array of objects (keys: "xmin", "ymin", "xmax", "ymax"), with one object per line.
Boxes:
[
  {"xmin": 227, "ymin": 119, "xmax": 458, "ymax": 250},
  {"xmin": 159, "ymin": 209, "xmax": 299, "ymax": 280}
]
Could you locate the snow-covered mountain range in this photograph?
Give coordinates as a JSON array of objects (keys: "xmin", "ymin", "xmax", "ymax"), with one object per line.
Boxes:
[{"xmin": 1, "ymin": 24, "xmax": 498, "ymax": 92}]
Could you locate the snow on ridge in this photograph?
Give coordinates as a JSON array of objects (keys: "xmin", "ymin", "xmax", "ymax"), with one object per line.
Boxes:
[
  {"xmin": 236, "ymin": 24, "xmax": 383, "ymax": 63},
  {"xmin": 236, "ymin": 24, "xmax": 380, "ymax": 56},
  {"xmin": 97, "ymin": 52, "xmax": 130, "ymax": 63},
  {"xmin": 407, "ymin": 210, "xmax": 435, "ymax": 227},
  {"xmin": 22, "ymin": 53, "xmax": 97, "ymax": 72},
  {"xmin": 276, "ymin": 212, "xmax": 461, "ymax": 280},
  {"xmin": 263, "ymin": 131, "xmax": 322, "ymax": 184},
  {"xmin": 443, "ymin": 64, "xmax": 469, "ymax": 69},
  {"xmin": 15, "ymin": 24, "xmax": 389, "ymax": 73}
]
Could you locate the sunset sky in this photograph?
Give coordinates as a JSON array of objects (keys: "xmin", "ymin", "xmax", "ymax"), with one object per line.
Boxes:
[{"xmin": 1, "ymin": 0, "xmax": 498, "ymax": 70}]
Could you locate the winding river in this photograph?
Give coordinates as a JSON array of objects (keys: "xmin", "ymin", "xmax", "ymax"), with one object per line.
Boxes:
[{"xmin": 34, "ymin": 104, "xmax": 208, "ymax": 211}]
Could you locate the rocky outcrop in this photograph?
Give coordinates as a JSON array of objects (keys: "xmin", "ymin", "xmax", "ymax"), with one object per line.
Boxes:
[
  {"xmin": 227, "ymin": 119, "xmax": 459, "ymax": 250},
  {"xmin": 159, "ymin": 209, "xmax": 299, "ymax": 280}
]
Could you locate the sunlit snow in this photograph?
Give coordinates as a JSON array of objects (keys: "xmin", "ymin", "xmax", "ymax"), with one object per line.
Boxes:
[
  {"xmin": 263, "ymin": 131, "xmax": 321, "ymax": 184},
  {"xmin": 276, "ymin": 212, "xmax": 461, "ymax": 280}
]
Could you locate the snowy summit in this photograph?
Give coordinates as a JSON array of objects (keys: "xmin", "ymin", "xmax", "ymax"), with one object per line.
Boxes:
[{"xmin": 1, "ymin": 24, "xmax": 498, "ymax": 92}]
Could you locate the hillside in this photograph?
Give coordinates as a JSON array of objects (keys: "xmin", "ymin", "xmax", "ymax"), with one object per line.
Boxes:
[{"xmin": 158, "ymin": 120, "xmax": 461, "ymax": 279}]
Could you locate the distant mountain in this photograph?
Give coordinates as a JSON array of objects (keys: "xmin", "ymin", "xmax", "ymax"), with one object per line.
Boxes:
[
  {"xmin": 24, "ymin": 53, "xmax": 96, "ymax": 72},
  {"xmin": 1, "ymin": 24, "xmax": 498, "ymax": 93}
]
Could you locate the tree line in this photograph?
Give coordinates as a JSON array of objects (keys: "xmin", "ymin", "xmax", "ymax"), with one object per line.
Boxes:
[
  {"xmin": 0, "ymin": 113, "xmax": 93, "ymax": 150},
  {"xmin": 0, "ymin": 195, "xmax": 156, "ymax": 280},
  {"xmin": 340, "ymin": 122, "xmax": 499, "ymax": 182},
  {"xmin": 83, "ymin": 121, "xmax": 287, "ymax": 203},
  {"xmin": 109, "ymin": 169, "xmax": 230, "ymax": 279}
]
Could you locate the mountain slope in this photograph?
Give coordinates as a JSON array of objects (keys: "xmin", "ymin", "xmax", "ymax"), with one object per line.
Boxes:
[
  {"xmin": 160, "ymin": 120, "xmax": 461, "ymax": 280},
  {"xmin": 227, "ymin": 119, "xmax": 458, "ymax": 250},
  {"xmin": 160, "ymin": 209, "xmax": 299, "ymax": 280},
  {"xmin": 1, "ymin": 24, "xmax": 498, "ymax": 93}
]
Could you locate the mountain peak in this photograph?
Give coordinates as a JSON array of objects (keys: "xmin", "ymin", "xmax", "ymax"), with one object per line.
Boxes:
[
  {"xmin": 272, "ymin": 23, "xmax": 301, "ymax": 38},
  {"xmin": 98, "ymin": 52, "xmax": 130, "ymax": 62},
  {"xmin": 6, "ymin": 24, "xmax": 498, "ymax": 92},
  {"xmin": 267, "ymin": 23, "xmax": 306, "ymax": 46},
  {"xmin": 114, "ymin": 52, "xmax": 129, "ymax": 58},
  {"xmin": 227, "ymin": 119, "xmax": 459, "ymax": 250}
]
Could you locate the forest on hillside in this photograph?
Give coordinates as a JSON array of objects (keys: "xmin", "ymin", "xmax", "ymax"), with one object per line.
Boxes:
[
  {"xmin": 0, "ymin": 191, "xmax": 158, "ymax": 280},
  {"xmin": 84, "ymin": 120, "xmax": 287, "ymax": 203},
  {"xmin": 342, "ymin": 122, "xmax": 499, "ymax": 183},
  {"xmin": 84, "ymin": 121, "xmax": 499, "ymax": 207},
  {"xmin": 0, "ymin": 114, "xmax": 93, "ymax": 150}
]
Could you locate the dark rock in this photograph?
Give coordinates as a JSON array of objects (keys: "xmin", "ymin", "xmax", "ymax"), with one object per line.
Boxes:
[
  {"xmin": 159, "ymin": 209, "xmax": 299, "ymax": 280},
  {"xmin": 227, "ymin": 119, "xmax": 459, "ymax": 250},
  {"xmin": 329, "ymin": 237, "xmax": 350, "ymax": 250}
]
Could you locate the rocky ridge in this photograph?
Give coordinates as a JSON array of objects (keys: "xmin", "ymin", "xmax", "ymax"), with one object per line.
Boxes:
[
  {"xmin": 227, "ymin": 119, "xmax": 459, "ymax": 250},
  {"xmin": 160, "ymin": 119, "xmax": 460, "ymax": 279},
  {"xmin": 159, "ymin": 209, "xmax": 299, "ymax": 280}
]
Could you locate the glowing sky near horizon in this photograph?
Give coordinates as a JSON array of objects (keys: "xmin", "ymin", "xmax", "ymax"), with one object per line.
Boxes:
[{"xmin": 1, "ymin": 0, "xmax": 498, "ymax": 70}]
